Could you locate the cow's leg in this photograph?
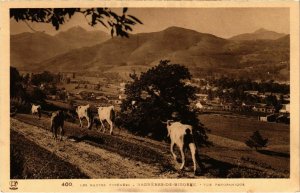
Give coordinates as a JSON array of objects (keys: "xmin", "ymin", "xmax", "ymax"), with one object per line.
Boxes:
[
  {"xmin": 79, "ymin": 117, "xmax": 83, "ymax": 128},
  {"xmin": 54, "ymin": 127, "xmax": 58, "ymax": 141},
  {"xmin": 51, "ymin": 124, "xmax": 55, "ymax": 139},
  {"xmin": 99, "ymin": 119, "xmax": 106, "ymax": 132},
  {"xmin": 60, "ymin": 126, "xmax": 64, "ymax": 141},
  {"xmin": 170, "ymin": 141, "xmax": 177, "ymax": 160},
  {"xmin": 189, "ymin": 143, "xmax": 197, "ymax": 174},
  {"xmin": 179, "ymin": 144, "xmax": 185, "ymax": 170},
  {"xmin": 95, "ymin": 119, "xmax": 99, "ymax": 130},
  {"xmin": 85, "ymin": 116, "xmax": 90, "ymax": 129},
  {"xmin": 107, "ymin": 120, "xmax": 113, "ymax": 135}
]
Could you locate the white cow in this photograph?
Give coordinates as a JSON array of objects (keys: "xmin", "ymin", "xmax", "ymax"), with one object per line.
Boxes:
[
  {"xmin": 97, "ymin": 106, "xmax": 115, "ymax": 135},
  {"xmin": 164, "ymin": 120, "xmax": 197, "ymax": 174},
  {"xmin": 195, "ymin": 102, "xmax": 203, "ymax": 109},
  {"xmin": 31, "ymin": 104, "xmax": 41, "ymax": 119},
  {"xmin": 259, "ymin": 116, "xmax": 268, "ymax": 122},
  {"xmin": 76, "ymin": 104, "xmax": 92, "ymax": 129}
]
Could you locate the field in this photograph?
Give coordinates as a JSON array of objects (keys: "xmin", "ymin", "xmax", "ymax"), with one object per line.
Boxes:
[
  {"xmin": 10, "ymin": 110, "xmax": 289, "ymax": 179},
  {"xmin": 199, "ymin": 113, "xmax": 290, "ymax": 175},
  {"xmin": 199, "ymin": 113, "xmax": 290, "ymax": 149}
]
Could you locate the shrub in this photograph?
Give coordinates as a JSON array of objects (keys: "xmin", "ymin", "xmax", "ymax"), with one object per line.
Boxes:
[
  {"xmin": 245, "ymin": 130, "xmax": 268, "ymax": 151},
  {"xmin": 10, "ymin": 97, "xmax": 31, "ymax": 113}
]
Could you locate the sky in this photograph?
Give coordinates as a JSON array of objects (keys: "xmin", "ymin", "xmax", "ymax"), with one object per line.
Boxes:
[{"xmin": 10, "ymin": 8, "xmax": 289, "ymax": 38}]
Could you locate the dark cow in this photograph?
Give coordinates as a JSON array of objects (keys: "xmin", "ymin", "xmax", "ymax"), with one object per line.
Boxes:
[{"xmin": 50, "ymin": 110, "xmax": 64, "ymax": 141}]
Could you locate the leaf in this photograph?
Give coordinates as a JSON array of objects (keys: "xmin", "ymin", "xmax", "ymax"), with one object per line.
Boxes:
[
  {"xmin": 121, "ymin": 31, "xmax": 129, "ymax": 38},
  {"xmin": 108, "ymin": 21, "xmax": 113, "ymax": 27},
  {"xmin": 98, "ymin": 19, "xmax": 107, "ymax": 28},
  {"xmin": 51, "ymin": 17, "xmax": 59, "ymax": 30},
  {"xmin": 96, "ymin": 8, "xmax": 103, "ymax": 13},
  {"xmin": 124, "ymin": 25, "xmax": 132, "ymax": 31},
  {"xmin": 123, "ymin": 8, "xmax": 128, "ymax": 14},
  {"xmin": 128, "ymin": 15, "xmax": 143, "ymax": 24},
  {"xmin": 124, "ymin": 18, "xmax": 135, "ymax": 25},
  {"xmin": 109, "ymin": 11, "xmax": 119, "ymax": 20}
]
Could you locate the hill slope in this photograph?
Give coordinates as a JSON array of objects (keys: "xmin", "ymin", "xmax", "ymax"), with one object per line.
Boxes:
[
  {"xmin": 10, "ymin": 27, "xmax": 109, "ymax": 70},
  {"xmin": 54, "ymin": 26, "xmax": 110, "ymax": 49},
  {"xmin": 11, "ymin": 27, "xmax": 290, "ymax": 80},
  {"xmin": 34, "ymin": 27, "xmax": 231, "ymax": 71}
]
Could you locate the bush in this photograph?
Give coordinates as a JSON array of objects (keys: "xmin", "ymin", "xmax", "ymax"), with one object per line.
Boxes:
[
  {"xmin": 245, "ymin": 130, "xmax": 268, "ymax": 151},
  {"xmin": 30, "ymin": 71, "xmax": 63, "ymax": 86},
  {"xmin": 10, "ymin": 97, "xmax": 31, "ymax": 114},
  {"xmin": 10, "ymin": 67, "xmax": 27, "ymax": 99}
]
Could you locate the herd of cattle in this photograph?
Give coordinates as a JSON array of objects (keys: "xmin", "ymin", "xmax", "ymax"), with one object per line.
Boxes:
[{"xmin": 30, "ymin": 103, "xmax": 199, "ymax": 174}]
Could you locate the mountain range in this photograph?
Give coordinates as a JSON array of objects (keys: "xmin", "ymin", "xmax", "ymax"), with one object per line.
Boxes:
[
  {"xmin": 10, "ymin": 26, "xmax": 289, "ymax": 80},
  {"xmin": 10, "ymin": 26, "xmax": 110, "ymax": 69}
]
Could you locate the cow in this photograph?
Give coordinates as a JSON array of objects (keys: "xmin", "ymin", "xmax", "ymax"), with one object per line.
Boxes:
[
  {"xmin": 259, "ymin": 116, "xmax": 268, "ymax": 122},
  {"xmin": 76, "ymin": 104, "xmax": 92, "ymax": 129},
  {"xmin": 50, "ymin": 110, "xmax": 64, "ymax": 141},
  {"xmin": 31, "ymin": 104, "xmax": 41, "ymax": 119},
  {"xmin": 195, "ymin": 102, "xmax": 203, "ymax": 109},
  {"xmin": 163, "ymin": 120, "xmax": 198, "ymax": 174},
  {"xmin": 97, "ymin": 105, "xmax": 115, "ymax": 135}
]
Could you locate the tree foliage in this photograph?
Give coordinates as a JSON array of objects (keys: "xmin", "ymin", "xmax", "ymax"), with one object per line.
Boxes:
[
  {"xmin": 10, "ymin": 8, "xmax": 142, "ymax": 37},
  {"xmin": 118, "ymin": 60, "xmax": 209, "ymax": 145},
  {"xmin": 10, "ymin": 67, "xmax": 27, "ymax": 99},
  {"xmin": 245, "ymin": 130, "xmax": 268, "ymax": 151},
  {"xmin": 30, "ymin": 71, "xmax": 60, "ymax": 86}
]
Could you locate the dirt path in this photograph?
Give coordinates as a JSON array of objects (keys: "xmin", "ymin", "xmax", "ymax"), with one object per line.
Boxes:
[
  {"xmin": 11, "ymin": 114, "xmax": 289, "ymax": 178},
  {"xmin": 11, "ymin": 118, "xmax": 189, "ymax": 178}
]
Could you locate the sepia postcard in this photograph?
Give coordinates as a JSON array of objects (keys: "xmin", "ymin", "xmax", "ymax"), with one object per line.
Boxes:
[{"xmin": 0, "ymin": 0, "xmax": 299, "ymax": 192}]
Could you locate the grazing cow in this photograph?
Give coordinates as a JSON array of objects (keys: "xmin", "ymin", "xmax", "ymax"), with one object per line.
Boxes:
[
  {"xmin": 76, "ymin": 104, "xmax": 92, "ymax": 129},
  {"xmin": 195, "ymin": 102, "xmax": 203, "ymax": 110},
  {"xmin": 259, "ymin": 116, "xmax": 268, "ymax": 122},
  {"xmin": 97, "ymin": 106, "xmax": 115, "ymax": 135},
  {"xmin": 31, "ymin": 104, "xmax": 41, "ymax": 119},
  {"xmin": 50, "ymin": 110, "xmax": 64, "ymax": 141},
  {"xmin": 164, "ymin": 120, "xmax": 197, "ymax": 174}
]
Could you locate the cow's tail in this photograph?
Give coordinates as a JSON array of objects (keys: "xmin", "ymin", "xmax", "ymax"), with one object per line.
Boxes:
[
  {"xmin": 184, "ymin": 128, "xmax": 194, "ymax": 145},
  {"xmin": 111, "ymin": 109, "xmax": 115, "ymax": 122},
  {"xmin": 50, "ymin": 120, "xmax": 53, "ymax": 133}
]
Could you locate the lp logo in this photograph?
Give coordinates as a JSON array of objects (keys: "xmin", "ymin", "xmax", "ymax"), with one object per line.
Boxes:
[{"xmin": 9, "ymin": 181, "xmax": 18, "ymax": 190}]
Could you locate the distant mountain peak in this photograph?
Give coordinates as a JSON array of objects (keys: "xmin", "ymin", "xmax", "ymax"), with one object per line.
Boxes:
[
  {"xmin": 64, "ymin": 26, "xmax": 87, "ymax": 33},
  {"xmin": 164, "ymin": 26, "xmax": 184, "ymax": 30},
  {"xmin": 230, "ymin": 28, "xmax": 286, "ymax": 41},
  {"xmin": 163, "ymin": 26, "xmax": 201, "ymax": 32},
  {"xmin": 254, "ymin": 28, "xmax": 269, "ymax": 33}
]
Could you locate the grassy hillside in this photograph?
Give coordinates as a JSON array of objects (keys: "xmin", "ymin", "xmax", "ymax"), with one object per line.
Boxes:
[
  {"xmin": 10, "ymin": 130, "xmax": 88, "ymax": 179},
  {"xmin": 12, "ymin": 27, "xmax": 290, "ymax": 81},
  {"xmin": 10, "ymin": 27, "xmax": 109, "ymax": 70}
]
